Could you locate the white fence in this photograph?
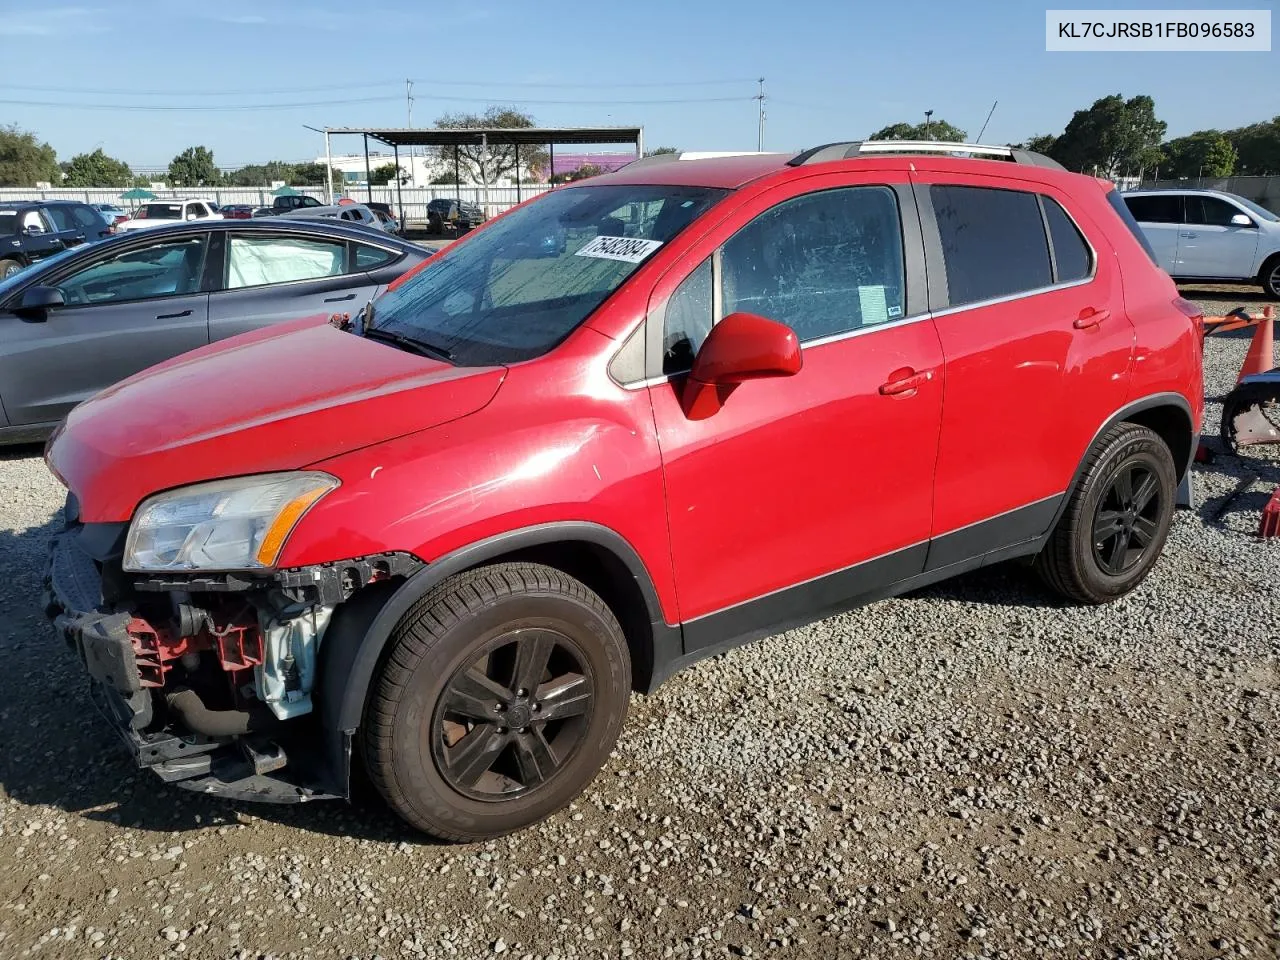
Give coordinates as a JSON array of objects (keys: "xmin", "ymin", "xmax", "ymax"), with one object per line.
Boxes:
[{"xmin": 0, "ymin": 184, "xmax": 556, "ymax": 222}]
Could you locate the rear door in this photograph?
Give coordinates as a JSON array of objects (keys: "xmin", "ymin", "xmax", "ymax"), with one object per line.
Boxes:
[
  {"xmin": 206, "ymin": 230, "xmax": 389, "ymax": 341},
  {"xmin": 1122, "ymin": 194, "xmax": 1182, "ymax": 274},
  {"xmin": 41, "ymin": 205, "xmax": 88, "ymax": 249},
  {"xmin": 14, "ymin": 209, "xmax": 64, "ymax": 262},
  {"xmin": 0, "ymin": 232, "xmax": 211, "ymax": 426},
  {"xmin": 914, "ymin": 174, "xmax": 1134, "ymax": 562},
  {"xmin": 1176, "ymin": 194, "xmax": 1261, "ymax": 279}
]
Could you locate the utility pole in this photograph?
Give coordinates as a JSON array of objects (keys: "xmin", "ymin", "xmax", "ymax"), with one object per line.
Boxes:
[
  {"xmin": 755, "ymin": 78, "xmax": 766, "ymax": 152},
  {"xmin": 405, "ymin": 79, "xmax": 416, "ymax": 187},
  {"xmin": 924, "ymin": 109, "xmax": 934, "ymax": 141}
]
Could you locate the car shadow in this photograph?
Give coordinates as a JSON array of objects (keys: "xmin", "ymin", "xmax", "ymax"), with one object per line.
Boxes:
[{"xmin": 0, "ymin": 506, "xmax": 429, "ymax": 845}]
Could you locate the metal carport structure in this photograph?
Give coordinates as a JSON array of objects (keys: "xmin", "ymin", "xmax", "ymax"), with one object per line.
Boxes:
[{"xmin": 317, "ymin": 125, "xmax": 645, "ymax": 219}]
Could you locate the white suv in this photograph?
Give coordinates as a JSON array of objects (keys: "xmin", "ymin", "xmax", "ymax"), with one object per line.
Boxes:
[
  {"xmin": 1121, "ymin": 188, "xmax": 1280, "ymax": 298},
  {"xmin": 116, "ymin": 199, "xmax": 222, "ymax": 233}
]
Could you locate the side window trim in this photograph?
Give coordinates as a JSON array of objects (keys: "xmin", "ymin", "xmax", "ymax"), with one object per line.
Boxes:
[
  {"xmin": 632, "ymin": 179, "xmax": 927, "ymax": 384},
  {"xmin": 44, "ymin": 234, "xmax": 212, "ymax": 308},
  {"xmin": 915, "ymin": 179, "xmax": 1098, "ymax": 316},
  {"xmin": 220, "ymin": 231, "xmax": 350, "ymax": 291}
]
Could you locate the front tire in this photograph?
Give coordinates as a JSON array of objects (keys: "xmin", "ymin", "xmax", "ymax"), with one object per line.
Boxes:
[
  {"xmin": 363, "ymin": 563, "xmax": 631, "ymax": 841},
  {"xmin": 0, "ymin": 259, "xmax": 22, "ymax": 280},
  {"xmin": 1259, "ymin": 254, "xmax": 1280, "ymax": 300},
  {"xmin": 1035, "ymin": 423, "xmax": 1177, "ymax": 604}
]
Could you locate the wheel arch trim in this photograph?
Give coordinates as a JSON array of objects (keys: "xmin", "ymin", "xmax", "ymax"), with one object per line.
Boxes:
[
  {"xmin": 1050, "ymin": 391, "xmax": 1197, "ymax": 532},
  {"xmin": 319, "ymin": 521, "xmax": 670, "ymax": 743}
]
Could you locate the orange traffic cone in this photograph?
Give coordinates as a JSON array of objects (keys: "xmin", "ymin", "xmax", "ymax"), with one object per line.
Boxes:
[{"xmin": 1237, "ymin": 305, "xmax": 1276, "ymax": 383}]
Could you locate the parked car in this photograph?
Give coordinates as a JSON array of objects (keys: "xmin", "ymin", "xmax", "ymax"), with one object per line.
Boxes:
[
  {"xmin": 279, "ymin": 202, "xmax": 386, "ymax": 233},
  {"xmin": 426, "ymin": 197, "xmax": 484, "ymax": 235},
  {"xmin": 252, "ymin": 207, "xmax": 276, "ymax": 218},
  {"xmin": 220, "ymin": 204, "xmax": 256, "ymax": 220},
  {"xmin": 94, "ymin": 203, "xmax": 130, "ymax": 228},
  {"xmin": 0, "ymin": 218, "xmax": 426, "ymax": 444},
  {"xmin": 269, "ymin": 194, "xmax": 325, "ymax": 215},
  {"xmin": 115, "ymin": 199, "xmax": 222, "ymax": 233},
  {"xmin": 1121, "ymin": 188, "xmax": 1280, "ymax": 298},
  {"xmin": 43, "ymin": 142, "xmax": 1203, "ymax": 841},
  {"xmin": 0, "ymin": 200, "xmax": 112, "ymax": 278}
]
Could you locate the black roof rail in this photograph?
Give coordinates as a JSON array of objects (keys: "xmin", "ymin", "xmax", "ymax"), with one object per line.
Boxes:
[{"xmin": 787, "ymin": 140, "xmax": 1065, "ymax": 170}]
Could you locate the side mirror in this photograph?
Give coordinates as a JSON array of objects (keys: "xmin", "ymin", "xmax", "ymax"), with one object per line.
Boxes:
[
  {"xmin": 23, "ymin": 224, "xmax": 44, "ymax": 237},
  {"xmin": 15, "ymin": 285, "xmax": 64, "ymax": 321},
  {"xmin": 1229, "ymin": 213, "xmax": 1254, "ymax": 227},
  {"xmin": 186, "ymin": 212, "xmax": 199, "ymax": 221},
  {"xmin": 681, "ymin": 311, "xmax": 802, "ymax": 419}
]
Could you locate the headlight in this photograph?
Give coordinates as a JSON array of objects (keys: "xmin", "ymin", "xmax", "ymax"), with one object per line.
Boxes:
[{"xmin": 123, "ymin": 472, "xmax": 339, "ymax": 572}]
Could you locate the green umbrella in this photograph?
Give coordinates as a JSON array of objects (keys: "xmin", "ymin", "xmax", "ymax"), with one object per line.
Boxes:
[
  {"xmin": 271, "ymin": 185, "xmax": 300, "ymax": 197},
  {"xmin": 120, "ymin": 187, "xmax": 156, "ymax": 200}
]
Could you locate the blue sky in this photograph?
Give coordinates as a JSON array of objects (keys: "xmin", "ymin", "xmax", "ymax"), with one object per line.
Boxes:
[{"xmin": 3, "ymin": 0, "xmax": 1276, "ymax": 169}]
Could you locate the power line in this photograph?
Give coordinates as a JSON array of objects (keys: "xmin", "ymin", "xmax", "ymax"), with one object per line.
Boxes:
[
  {"xmin": 0, "ymin": 94, "xmax": 752, "ymax": 112},
  {"xmin": 5, "ymin": 77, "xmax": 756, "ymax": 98}
]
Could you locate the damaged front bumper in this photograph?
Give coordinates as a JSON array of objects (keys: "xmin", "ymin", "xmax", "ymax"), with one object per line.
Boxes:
[{"xmin": 42, "ymin": 517, "xmax": 418, "ymax": 805}]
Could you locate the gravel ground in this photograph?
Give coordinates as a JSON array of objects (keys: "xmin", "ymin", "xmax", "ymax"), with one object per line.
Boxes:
[{"xmin": 0, "ymin": 288, "xmax": 1276, "ymax": 960}]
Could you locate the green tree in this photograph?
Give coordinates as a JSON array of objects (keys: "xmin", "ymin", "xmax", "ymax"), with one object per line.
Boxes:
[
  {"xmin": 225, "ymin": 160, "xmax": 298, "ymax": 187},
  {"xmin": 870, "ymin": 119, "xmax": 968, "ymax": 142},
  {"xmin": 643, "ymin": 146, "xmax": 679, "ymax": 156},
  {"xmin": 168, "ymin": 146, "xmax": 220, "ymax": 187},
  {"xmin": 1160, "ymin": 131, "xmax": 1237, "ymax": 178},
  {"xmin": 0, "ymin": 125, "xmax": 60, "ymax": 186},
  {"xmin": 1225, "ymin": 116, "xmax": 1280, "ymax": 175},
  {"xmin": 1019, "ymin": 134, "xmax": 1059, "ymax": 154},
  {"xmin": 433, "ymin": 107, "xmax": 549, "ymax": 185},
  {"xmin": 1047, "ymin": 94, "xmax": 1166, "ymax": 176},
  {"xmin": 292, "ymin": 162, "xmax": 342, "ymax": 190},
  {"xmin": 62, "ymin": 148, "xmax": 134, "ymax": 187},
  {"xmin": 369, "ymin": 162, "xmax": 405, "ymax": 186},
  {"xmin": 430, "ymin": 171, "xmax": 458, "ymax": 185}
]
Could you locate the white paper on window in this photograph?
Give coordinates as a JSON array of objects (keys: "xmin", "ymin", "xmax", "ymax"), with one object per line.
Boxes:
[{"xmin": 227, "ymin": 236, "xmax": 344, "ymax": 289}]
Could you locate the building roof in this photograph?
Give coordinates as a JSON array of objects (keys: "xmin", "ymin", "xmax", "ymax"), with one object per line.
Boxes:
[{"xmin": 324, "ymin": 127, "xmax": 644, "ymax": 148}]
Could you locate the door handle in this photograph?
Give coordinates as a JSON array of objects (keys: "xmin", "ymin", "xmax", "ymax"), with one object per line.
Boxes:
[
  {"xmin": 1179, "ymin": 231, "xmax": 1198, "ymax": 239},
  {"xmin": 324, "ymin": 293, "xmax": 356, "ymax": 303},
  {"xmin": 879, "ymin": 368, "xmax": 932, "ymax": 396},
  {"xmin": 1073, "ymin": 308, "xmax": 1110, "ymax": 330},
  {"xmin": 156, "ymin": 308, "xmax": 193, "ymax": 320}
]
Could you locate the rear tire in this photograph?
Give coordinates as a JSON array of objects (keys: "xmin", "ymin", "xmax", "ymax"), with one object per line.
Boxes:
[
  {"xmin": 363, "ymin": 562, "xmax": 631, "ymax": 842},
  {"xmin": 1035, "ymin": 423, "xmax": 1176, "ymax": 604},
  {"xmin": 0, "ymin": 259, "xmax": 22, "ymax": 280}
]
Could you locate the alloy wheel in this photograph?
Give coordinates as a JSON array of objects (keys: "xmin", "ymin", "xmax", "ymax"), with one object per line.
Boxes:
[
  {"xmin": 1091, "ymin": 462, "xmax": 1163, "ymax": 576},
  {"xmin": 430, "ymin": 628, "xmax": 595, "ymax": 801}
]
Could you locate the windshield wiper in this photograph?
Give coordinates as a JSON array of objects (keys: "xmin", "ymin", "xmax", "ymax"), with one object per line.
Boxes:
[{"xmin": 362, "ymin": 326, "xmax": 456, "ymax": 364}]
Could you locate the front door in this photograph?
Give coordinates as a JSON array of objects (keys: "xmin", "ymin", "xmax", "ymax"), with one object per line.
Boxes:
[
  {"xmin": 208, "ymin": 231, "xmax": 378, "ymax": 341},
  {"xmin": 646, "ymin": 173, "xmax": 943, "ymax": 647},
  {"xmin": 0, "ymin": 233, "xmax": 211, "ymax": 426},
  {"xmin": 1176, "ymin": 194, "xmax": 1261, "ymax": 279},
  {"xmin": 914, "ymin": 174, "xmax": 1134, "ymax": 559}
]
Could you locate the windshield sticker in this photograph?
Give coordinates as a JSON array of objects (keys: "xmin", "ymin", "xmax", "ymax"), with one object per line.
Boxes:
[{"xmin": 574, "ymin": 235, "xmax": 663, "ymax": 263}]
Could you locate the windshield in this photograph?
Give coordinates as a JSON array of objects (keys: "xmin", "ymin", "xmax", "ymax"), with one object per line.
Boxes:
[
  {"xmin": 369, "ymin": 183, "xmax": 727, "ymax": 365},
  {"xmin": 137, "ymin": 203, "xmax": 182, "ymax": 220},
  {"xmin": 1229, "ymin": 194, "xmax": 1280, "ymax": 222}
]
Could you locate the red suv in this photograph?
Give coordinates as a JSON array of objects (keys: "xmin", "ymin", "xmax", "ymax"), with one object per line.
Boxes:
[{"xmin": 43, "ymin": 142, "xmax": 1204, "ymax": 841}]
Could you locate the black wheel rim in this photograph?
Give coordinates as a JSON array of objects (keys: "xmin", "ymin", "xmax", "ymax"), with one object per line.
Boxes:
[
  {"xmin": 431, "ymin": 628, "xmax": 594, "ymax": 802},
  {"xmin": 1092, "ymin": 462, "xmax": 1162, "ymax": 576}
]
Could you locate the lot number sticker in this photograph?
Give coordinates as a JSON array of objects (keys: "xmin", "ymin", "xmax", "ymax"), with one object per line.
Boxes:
[{"xmin": 575, "ymin": 235, "xmax": 664, "ymax": 263}]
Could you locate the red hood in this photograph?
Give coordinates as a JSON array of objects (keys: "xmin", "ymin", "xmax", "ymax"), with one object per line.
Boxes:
[{"xmin": 47, "ymin": 316, "xmax": 505, "ymax": 521}]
